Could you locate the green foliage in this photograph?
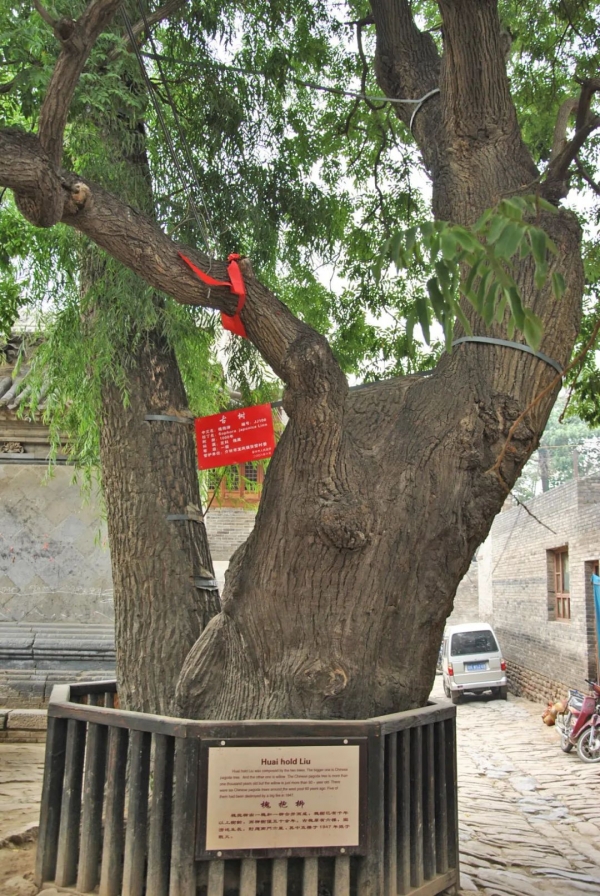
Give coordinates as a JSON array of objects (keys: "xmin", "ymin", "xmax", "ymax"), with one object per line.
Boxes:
[
  {"xmin": 0, "ymin": 1, "xmax": 229, "ymax": 472},
  {"xmin": 1, "ymin": 0, "xmax": 600, "ymax": 465},
  {"xmin": 499, "ymin": 0, "xmax": 600, "ymax": 169},
  {"xmin": 380, "ymin": 196, "xmax": 565, "ymax": 352}
]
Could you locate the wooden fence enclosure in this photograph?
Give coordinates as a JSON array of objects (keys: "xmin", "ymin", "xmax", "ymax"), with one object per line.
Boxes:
[{"xmin": 36, "ymin": 681, "xmax": 459, "ymax": 896}]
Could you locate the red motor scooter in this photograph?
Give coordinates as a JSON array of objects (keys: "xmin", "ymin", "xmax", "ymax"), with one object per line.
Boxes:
[
  {"xmin": 577, "ymin": 708, "xmax": 600, "ymax": 763},
  {"xmin": 555, "ymin": 679, "xmax": 600, "ymax": 757}
]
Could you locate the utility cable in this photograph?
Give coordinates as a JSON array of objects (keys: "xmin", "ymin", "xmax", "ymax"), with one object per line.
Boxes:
[{"xmin": 139, "ymin": 51, "xmax": 439, "ymax": 111}]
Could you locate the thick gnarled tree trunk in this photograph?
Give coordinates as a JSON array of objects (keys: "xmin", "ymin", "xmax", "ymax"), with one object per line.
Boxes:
[
  {"xmin": 0, "ymin": 0, "xmax": 588, "ymax": 721},
  {"xmin": 174, "ymin": 0, "xmax": 583, "ymax": 720}
]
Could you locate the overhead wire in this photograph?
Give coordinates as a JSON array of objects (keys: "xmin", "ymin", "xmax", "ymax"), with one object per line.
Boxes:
[{"xmin": 139, "ymin": 50, "xmax": 440, "ymax": 111}]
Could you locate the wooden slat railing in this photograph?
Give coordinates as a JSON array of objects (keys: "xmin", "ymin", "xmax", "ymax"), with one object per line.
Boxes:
[{"xmin": 36, "ymin": 681, "xmax": 459, "ymax": 896}]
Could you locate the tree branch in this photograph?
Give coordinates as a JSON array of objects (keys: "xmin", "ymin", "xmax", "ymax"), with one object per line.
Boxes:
[
  {"xmin": 0, "ymin": 127, "xmax": 346, "ymax": 406},
  {"xmin": 575, "ymin": 77, "xmax": 600, "ymax": 131},
  {"xmin": 550, "ymin": 96, "xmax": 579, "ymax": 160},
  {"xmin": 33, "ymin": 0, "xmax": 60, "ymax": 30},
  {"xmin": 356, "ymin": 21, "xmax": 386, "ymax": 112},
  {"xmin": 545, "ymin": 78, "xmax": 600, "ymax": 197},
  {"xmin": 575, "ymin": 155, "xmax": 600, "ymax": 196},
  {"xmin": 370, "ymin": 0, "xmax": 441, "ymax": 170},
  {"xmin": 106, "ymin": 0, "xmax": 188, "ymax": 61},
  {"xmin": 125, "ymin": 0, "xmax": 187, "ymax": 47},
  {"xmin": 545, "ymin": 115, "xmax": 600, "ymax": 197},
  {"xmin": 510, "ymin": 493, "xmax": 556, "ymax": 534},
  {"xmin": 0, "ymin": 129, "xmax": 66, "ymax": 227},
  {"xmin": 345, "ymin": 14, "xmax": 375, "ymax": 27},
  {"xmin": 37, "ymin": 0, "xmax": 121, "ymax": 167},
  {"xmin": 0, "ymin": 75, "xmax": 19, "ymax": 95}
]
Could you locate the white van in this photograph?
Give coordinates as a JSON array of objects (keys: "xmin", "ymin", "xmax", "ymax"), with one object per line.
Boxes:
[{"xmin": 441, "ymin": 622, "xmax": 507, "ymax": 704}]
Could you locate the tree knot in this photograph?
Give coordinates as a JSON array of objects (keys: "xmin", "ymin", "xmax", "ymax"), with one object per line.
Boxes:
[
  {"xmin": 317, "ymin": 494, "xmax": 373, "ymax": 550},
  {"xmin": 282, "ymin": 332, "xmax": 348, "ymax": 419},
  {"xmin": 295, "ymin": 659, "xmax": 349, "ymax": 698}
]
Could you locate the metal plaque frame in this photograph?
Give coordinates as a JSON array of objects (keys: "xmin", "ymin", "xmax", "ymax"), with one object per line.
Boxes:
[{"xmin": 196, "ymin": 737, "xmax": 368, "ymax": 860}]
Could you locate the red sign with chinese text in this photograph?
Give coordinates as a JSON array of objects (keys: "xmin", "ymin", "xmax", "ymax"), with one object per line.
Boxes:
[{"xmin": 195, "ymin": 404, "xmax": 276, "ymax": 470}]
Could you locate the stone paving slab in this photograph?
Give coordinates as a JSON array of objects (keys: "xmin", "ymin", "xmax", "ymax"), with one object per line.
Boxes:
[
  {"xmin": 0, "ymin": 710, "xmax": 47, "ymax": 743},
  {"xmin": 0, "ymin": 744, "xmax": 45, "ymax": 841},
  {"xmin": 5, "ymin": 711, "xmax": 46, "ymax": 731},
  {"xmin": 429, "ymin": 677, "xmax": 600, "ymax": 895}
]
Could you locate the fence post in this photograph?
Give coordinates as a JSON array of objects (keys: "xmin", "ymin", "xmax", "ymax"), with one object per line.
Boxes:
[
  {"xmin": 169, "ymin": 737, "xmax": 199, "ymax": 896},
  {"xmin": 357, "ymin": 726, "xmax": 385, "ymax": 896},
  {"xmin": 55, "ymin": 719, "xmax": 87, "ymax": 886},
  {"xmin": 35, "ymin": 715, "xmax": 68, "ymax": 887}
]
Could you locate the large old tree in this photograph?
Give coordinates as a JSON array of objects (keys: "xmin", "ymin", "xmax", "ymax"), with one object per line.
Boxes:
[{"xmin": 1, "ymin": 0, "xmax": 598, "ymax": 719}]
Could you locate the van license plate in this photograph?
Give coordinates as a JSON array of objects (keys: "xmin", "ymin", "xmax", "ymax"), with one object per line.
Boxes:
[{"xmin": 466, "ymin": 662, "xmax": 487, "ymax": 671}]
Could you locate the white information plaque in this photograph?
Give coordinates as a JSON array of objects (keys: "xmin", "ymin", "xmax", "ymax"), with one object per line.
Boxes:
[{"xmin": 203, "ymin": 743, "xmax": 362, "ymax": 854}]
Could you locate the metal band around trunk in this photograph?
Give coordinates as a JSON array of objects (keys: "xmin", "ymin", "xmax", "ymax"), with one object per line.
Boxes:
[
  {"xmin": 451, "ymin": 336, "xmax": 563, "ymax": 376},
  {"xmin": 145, "ymin": 414, "xmax": 194, "ymax": 424}
]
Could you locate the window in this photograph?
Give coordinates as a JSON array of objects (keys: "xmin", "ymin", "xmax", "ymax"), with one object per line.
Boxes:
[
  {"xmin": 550, "ymin": 547, "xmax": 570, "ymax": 620},
  {"xmin": 450, "ymin": 631, "xmax": 499, "ymax": 656},
  {"xmin": 244, "ymin": 462, "xmax": 259, "ymax": 482}
]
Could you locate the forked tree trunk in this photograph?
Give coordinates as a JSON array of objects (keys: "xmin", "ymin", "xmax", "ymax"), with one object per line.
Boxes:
[
  {"xmin": 174, "ymin": 0, "xmax": 584, "ymax": 720},
  {"xmin": 175, "ymin": 216, "xmax": 581, "ymax": 720},
  {"xmin": 0, "ymin": 0, "xmax": 587, "ymax": 722}
]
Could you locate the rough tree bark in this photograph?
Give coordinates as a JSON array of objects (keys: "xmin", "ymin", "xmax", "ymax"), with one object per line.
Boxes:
[
  {"xmin": 99, "ymin": 332, "xmax": 219, "ymax": 715},
  {"xmin": 0, "ymin": 0, "xmax": 592, "ymax": 720}
]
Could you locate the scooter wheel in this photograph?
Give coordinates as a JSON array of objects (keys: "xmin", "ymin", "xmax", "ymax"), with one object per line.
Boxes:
[
  {"xmin": 559, "ymin": 732, "xmax": 574, "ymax": 753},
  {"xmin": 577, "ymin": 728, "xmax": 600, "ymax": 763}
]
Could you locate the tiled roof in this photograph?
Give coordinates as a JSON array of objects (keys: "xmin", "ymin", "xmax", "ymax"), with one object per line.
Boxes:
[
  {"xmin": 0, "ymin": 334, "xmax": 60, "ymax": 459},
  {"xmin": 0, "ymin": 334, "xmax": 43, "ymax": 411}
]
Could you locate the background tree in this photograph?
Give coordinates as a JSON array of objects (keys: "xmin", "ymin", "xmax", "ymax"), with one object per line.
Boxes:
[
  {"xmin": 512, "ymin": 397, "xmax": 600, "ymax": 499},
  {"xmin": 1, "ymin": 0, "xmax": 599, "ymax": 720}
]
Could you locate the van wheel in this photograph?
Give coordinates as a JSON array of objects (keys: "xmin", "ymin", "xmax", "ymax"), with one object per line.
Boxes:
[
  {"xmin": 443, "ymin": 681, "xmax": 451, "ymax": 698},
  {"xmin": 499, "ymin": 685, "xmax": 508, "ymax": 700},
  {"xmin": 451, "ymin": 691, "xmax": 462, "ymax": 705}
]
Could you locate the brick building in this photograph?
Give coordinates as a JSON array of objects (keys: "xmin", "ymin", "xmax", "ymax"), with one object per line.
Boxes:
[{"xmin": 454, "ymin": 475, "xmax": 600, "ymax": 703}]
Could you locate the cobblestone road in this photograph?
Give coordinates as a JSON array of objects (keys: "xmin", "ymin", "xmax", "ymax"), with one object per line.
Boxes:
[{"xmin": 429, "ymin": 678, "xmax": 600, "ymax": 895}]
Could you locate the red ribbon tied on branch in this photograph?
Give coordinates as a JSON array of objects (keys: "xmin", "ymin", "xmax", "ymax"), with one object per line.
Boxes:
[{"xmin": 178, "ymin": 251, "xmax": 247, "ymax": 338}]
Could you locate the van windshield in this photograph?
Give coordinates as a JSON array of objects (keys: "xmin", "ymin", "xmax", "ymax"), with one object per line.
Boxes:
[{"xmin": 451, "ymin": 631, "xmax": 498, "ymax": 656}]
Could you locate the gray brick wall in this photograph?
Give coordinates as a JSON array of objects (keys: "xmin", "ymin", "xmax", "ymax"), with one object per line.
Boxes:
[
  {"xmin": 447, "ymin": 560, "xmax": 479, "ymax": 625},
  {"xmin": 204, "ymin": 506, "xmax": 256, "ymax": 560},
  {"xmin": 480, "ymin": 475, "xmax": 600, "ymax": 695},
  {"xmin": 0, "ymin": 464, "xmax": 114, "ymax": 624}
]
